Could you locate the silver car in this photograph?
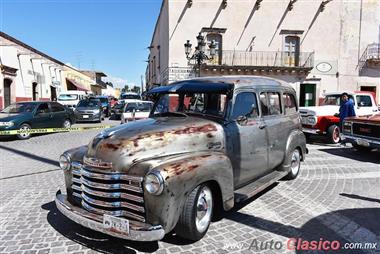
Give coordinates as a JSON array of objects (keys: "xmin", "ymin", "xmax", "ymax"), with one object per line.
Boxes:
[{"xmin": 56, "ymin": 76, "xmax": 307, "ymax": 242}]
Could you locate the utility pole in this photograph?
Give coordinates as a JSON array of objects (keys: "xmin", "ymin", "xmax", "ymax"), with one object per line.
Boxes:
[{"xmin": 140, "ymin": 75, "xmax": 144, "ymax": 93}]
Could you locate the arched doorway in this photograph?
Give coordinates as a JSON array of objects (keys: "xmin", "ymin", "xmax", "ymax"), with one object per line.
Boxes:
[
  {"xmin": 32, "ymin": 82, "xmax": 38, "ymax": 101},
  {"xmin": 4, "ymin": 78, "xmax": 12, "ymax": 108}
]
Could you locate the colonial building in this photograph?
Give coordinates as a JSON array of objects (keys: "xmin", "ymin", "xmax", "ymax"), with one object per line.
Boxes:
[
  {"xmin": 80, "ymin": 70, "xmax": 108, "ymax": 95},
  {"xmin": 0, "ymin": 32, "xmax": 65, "ymax": 109},
  {"xmin": 62, "ymin": 66, "xmax": 93, "ymax": 93},
  {"xmin": 146, "ymin": 0, "xmax": 380, "ymax": 106}
]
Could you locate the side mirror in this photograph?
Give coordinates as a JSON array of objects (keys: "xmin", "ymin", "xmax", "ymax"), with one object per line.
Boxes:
[{"xmin": 236, "ymin": 115, "xmax": 248, "ymax": 125}]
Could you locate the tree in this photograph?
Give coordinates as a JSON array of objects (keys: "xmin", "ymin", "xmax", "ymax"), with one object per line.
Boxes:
[
  {"xmin": 131, "ymin": 86, "xmax": 141, "ymax": 94},
  {"xmin": 121, "ymin": 85, "xmax": 129, "ymax": 93}
]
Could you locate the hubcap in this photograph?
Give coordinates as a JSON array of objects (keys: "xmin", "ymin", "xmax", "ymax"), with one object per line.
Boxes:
[
  {"xmin": 195, "ymin": 186, "xmax": 213, "ymax": 233},
  {"xmin": 333, "ymin": 127, "xmax": 340, "ymax": 143},
  {"xmin": 290, "ymin": 149, "xmax": 300, "ymax": 175},
  {"xmin": 63, "ymin": 120, "xmax": 70, "ymax": 128},
  {"xmin": 19, "ymin": 125, "xmax": 30, "ymax": 138}
]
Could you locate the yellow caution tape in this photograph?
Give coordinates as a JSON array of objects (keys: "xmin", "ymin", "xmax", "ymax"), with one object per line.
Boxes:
[{"xmin": 0, "ymin": 125, "xmax": 116, "ymax": 136}]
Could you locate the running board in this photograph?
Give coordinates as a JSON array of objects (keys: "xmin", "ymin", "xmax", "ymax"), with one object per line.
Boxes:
[{"xmin": 234, "ymin": 171, "xmax": 288, "ymax": 203}]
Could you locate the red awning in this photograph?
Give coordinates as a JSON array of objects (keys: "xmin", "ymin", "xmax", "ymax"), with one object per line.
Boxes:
[{"xmin": 66, "ymin": 78, "xmax": 89, "ymax": 91}]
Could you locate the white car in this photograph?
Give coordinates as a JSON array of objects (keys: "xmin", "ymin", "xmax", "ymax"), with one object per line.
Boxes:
[
  {"xmin": 121, "ymin": 100, "xmax": 154, "ymax": 124},
  {"xmin": 57, "ymin": 91, "xmax": 90, "ymax": 109}
]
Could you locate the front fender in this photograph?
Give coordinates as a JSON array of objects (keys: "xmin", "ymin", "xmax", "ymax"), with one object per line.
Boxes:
[{"xmin": 143, "ymin": 151, "xmax": 234, "ymax": 233}]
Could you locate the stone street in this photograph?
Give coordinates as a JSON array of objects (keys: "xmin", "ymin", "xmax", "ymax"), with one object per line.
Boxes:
[{"xmin": 0, "ymin": 121, "xmax": 379, "ymax": 254}]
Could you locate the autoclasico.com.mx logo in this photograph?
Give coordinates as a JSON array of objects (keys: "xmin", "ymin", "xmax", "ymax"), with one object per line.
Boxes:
[{"xmin": 223, "ymin": 238, "xmax": 379, "ymax": 252}]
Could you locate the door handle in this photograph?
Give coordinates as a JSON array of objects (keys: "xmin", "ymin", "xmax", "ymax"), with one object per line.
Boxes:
[{"xmin": 259, "ymin": 123, "xmax": 266, "ymax": 129}]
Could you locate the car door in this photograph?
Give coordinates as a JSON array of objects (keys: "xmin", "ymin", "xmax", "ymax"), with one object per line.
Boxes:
[
  {"xmin": 355, "ymin": 94, "xmax": 378, "ymax": 115},
  {"xmin": 32, "ymin": 103, "xmax": 52, "ymax": 128},
  {"xmin": 50, "ymin": 102, "xmax": 68, "ymax": 127},
  {"xmin": 225, "ymin": 90, "xmax": 268, "ymax": 188},
  {"xmin": 260, "ymin": 92, "xmax": 287, "ymax": 169}
]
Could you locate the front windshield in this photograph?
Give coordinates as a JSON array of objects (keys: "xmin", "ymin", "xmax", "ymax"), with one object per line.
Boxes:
[
  {"xmin": 121, "ymin": 94, "xmax": 141, "ymax": 100},
  {"xmin": 58, "ymin": 94, "xmax": 78, "ymax": 101},
  {"xmin": 152, "ymin": 93, "xmax": 227, "ymax": 118},
  {"xmin": 77, "ymin": 100, "xmax": 100, "ymax": 108},
  {"xmin": 322, "ymin": 95, "xmax": 354, "ymax": 106},
  {"xmin": 1, "ymin": 103, "xmax": 37, "ymax": 113}
]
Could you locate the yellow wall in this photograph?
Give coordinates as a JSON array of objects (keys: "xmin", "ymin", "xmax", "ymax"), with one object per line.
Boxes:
[{"xmin": 62, "ymin": 66, "xmax": 93, "ymax": 92}]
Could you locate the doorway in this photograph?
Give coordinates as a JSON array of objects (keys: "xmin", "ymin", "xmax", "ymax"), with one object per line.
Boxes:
[
  {"xmin": 300, "ymin": 83, "xmax": 316, "ymax": 107},
  {"xmin": 284, "ymin": 36, "xmax": 300, "ymax": 67},
  {"xmin": 32, "ymin": 82, "xmax": 38, "ymax": 101},
  {"xmin": 50, "ymin": 86, "xmax": 57, "ymax": 101},
  {"xmin": 4, "ymin": 79, "xmax": 12, "ymax": 108},
  {"xmin": 207, "ymin": 33, "xmax": 223, "ymax": 65}
]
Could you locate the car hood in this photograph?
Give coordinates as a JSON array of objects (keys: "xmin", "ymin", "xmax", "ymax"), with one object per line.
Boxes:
[
  {"xmin": 86, "ymin": 116, "xmax": 224, "ymax": 172},
  {"xmin": 0, "ymin": 112, "xmax": 30, "ymax": 121},
  {"xmin": 299, "ymin": 105, "xmax": 339, "ymax": 116}
]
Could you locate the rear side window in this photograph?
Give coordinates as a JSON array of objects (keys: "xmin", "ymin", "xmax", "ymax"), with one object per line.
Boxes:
[
  {"xmin": 125, "ymin": 103, "xmax": 138, "ymax": 112},
  {"xmin": 260, "ymin": 92, "xmax": 282, "ymax": 116},
  {"xmin": 283, "ymin": 93, "xmax": 297, "ymax": 114},
  {"xmin": 356, "ymin": 95, "xmax": 372, "ymax": 107},
  {"xmin": 51, "ymin": 102, "xmax": 66, "ymax": 112}
]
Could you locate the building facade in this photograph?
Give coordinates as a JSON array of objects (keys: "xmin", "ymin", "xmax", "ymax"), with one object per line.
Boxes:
[
  {"xmin": 0, "ymin": 32, "xmax": 65, "ymax": 109},
  {"xmin": 80, "ymin": 70, "xmax": 108, "ymax": 95},
  {"xmin": 146, "ymin": 0, "xmax": 380, "ymax": 106}
]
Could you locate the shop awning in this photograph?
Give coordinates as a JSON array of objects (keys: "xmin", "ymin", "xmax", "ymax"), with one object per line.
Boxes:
[{"xmin": 66, "ymin": 78, "xmax": 89, "ymax": 91}]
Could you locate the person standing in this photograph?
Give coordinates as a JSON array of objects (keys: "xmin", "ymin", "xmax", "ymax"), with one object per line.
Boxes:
[{"xmin": 339, "ymin": 92, "xmax": 356, "ymax": 130}]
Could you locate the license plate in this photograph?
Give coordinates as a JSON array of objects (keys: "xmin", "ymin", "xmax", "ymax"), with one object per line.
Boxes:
[
  {"xmin": 82, "ymin": 115, "xmax": 89, "ymax": 119},
  {"xmin": 103, "ymin": 214, "xmax": 129, "ymax": 234},
  {"xmin": 356, "ymin": 138, "xmax": 370, "ymax": 147}
]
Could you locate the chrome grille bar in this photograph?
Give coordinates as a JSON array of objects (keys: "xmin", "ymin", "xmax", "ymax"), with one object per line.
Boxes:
[
  {"xmin": 81, "ymin": 193, "xmax": 145, "ymax": 212},
  {"xmin": 81, "ymin": 200, "xmax": 146, "ymax": 222},
  {"xmin": 80, "ymin": 184, "xmax": 143, "ymax": 203}
]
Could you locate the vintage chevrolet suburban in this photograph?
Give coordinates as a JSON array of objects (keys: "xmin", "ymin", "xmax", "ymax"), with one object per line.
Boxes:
[{"xmin": 55, "ymin": 76, "xmax": 307, "ymax": 242}]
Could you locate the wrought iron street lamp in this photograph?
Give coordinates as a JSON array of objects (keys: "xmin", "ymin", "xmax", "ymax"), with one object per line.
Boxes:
[{"xmin": 184, "ymin": 32, "xmax": 216, "ymax": 76}]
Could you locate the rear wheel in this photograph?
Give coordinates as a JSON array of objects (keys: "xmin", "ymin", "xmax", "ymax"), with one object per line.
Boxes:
[
  {"xmin": 175, "ymin": 184, "xmax": 213, "ymax": 241},
  {"xmin": 283, "ymin": 148, "xmax": 301, "ymax": 180},
  {"xmin": 16, "ymin": 123, "xmax": 31, "ymax": 140},
  {"xmin": 327, "ymin": 125, "xmax": 340, "ymax": 144}
]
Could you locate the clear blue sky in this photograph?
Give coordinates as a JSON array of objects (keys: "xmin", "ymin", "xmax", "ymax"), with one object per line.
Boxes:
[{"xmin": 0, "ymin": 0, "xmax": 162, "ymax": 88}]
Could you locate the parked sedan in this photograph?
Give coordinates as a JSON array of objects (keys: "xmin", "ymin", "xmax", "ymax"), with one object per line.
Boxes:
[
  {"xmin": 120, "ymin": 100, "xmax": 153, "ymax": 123},
  {"xmin": 0, "ymin": 101, "xmax": 75, "ymax": 139},
  {"xmin": 74, "ymin": 99, "xmax": 103, "ymax": 123}
]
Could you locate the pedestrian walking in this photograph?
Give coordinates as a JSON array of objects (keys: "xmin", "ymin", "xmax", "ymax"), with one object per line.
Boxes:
[{"xmin": 339, "ymin": 92, "xmax": 356, "ymax": 130}]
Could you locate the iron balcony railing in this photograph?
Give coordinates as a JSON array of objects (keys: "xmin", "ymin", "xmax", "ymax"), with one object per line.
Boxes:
[
  {"xmin": 206, "ymin": 50, "xmax": 314, "ymax": 68},
  {"xmin": 358, "ymin": 43, "xmax": 380, "ymax": 71}
]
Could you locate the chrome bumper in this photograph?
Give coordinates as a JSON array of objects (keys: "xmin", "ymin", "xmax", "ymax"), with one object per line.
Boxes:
[
  {"xmin": 302, "ymin": 128, "xmax": 320, "ymax": 134},
  {"xmin": 341, "ymin": 134, "xmax": 380, "ymax": 148},
  {"xmin": 55, "ymin": 190, "xmax": 165, "ymax": 241}
]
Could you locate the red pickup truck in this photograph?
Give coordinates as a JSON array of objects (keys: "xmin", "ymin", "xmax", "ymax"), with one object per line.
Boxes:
[{"xmin": 299, "ymin": 91, "xmax": 378, "ymax": 143}]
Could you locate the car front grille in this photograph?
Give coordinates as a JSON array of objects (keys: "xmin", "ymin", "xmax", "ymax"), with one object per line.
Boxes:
[
  {"xmin": 70, "ymin": 162, "xmax": 146, "ymax": 222},
  {"xmin": 352, "ymin": 123, "xmax": 380, "ymax": 139}
]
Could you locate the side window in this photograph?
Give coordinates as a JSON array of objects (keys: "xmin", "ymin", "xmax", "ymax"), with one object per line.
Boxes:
[
  {"xmin": 36, "ymin": 103, "xmax": 50, "ymax": 114},
  {"xmin": 283, "ymin": 93, "xmax": 297, "ymax": 114},
  {"xmin": 356, "ymin": 95, "xmax": 372, "ymax": 107},
  {"xmin": 268, "ymin": 92, "xmax": 282, "ymax": 115},
  {"xmin": 260, "ymin": 93, "xmax": 269, "ymax": 116},
  {"xmin": 231, "ymin": 92, "xmax": 259, "ymax": 120},
  {"xmin": 125, "ymin": 103, "xmax": 137, "ymax": 112},
  {"xmin": 51, "ymin": 102, "xmax": 65, "ymax": 112}
]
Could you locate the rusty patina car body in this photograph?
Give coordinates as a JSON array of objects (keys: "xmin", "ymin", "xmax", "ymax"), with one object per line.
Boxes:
[{"xmin": 55, "ymin": 76, "xmax": 307, "ymax": 241}]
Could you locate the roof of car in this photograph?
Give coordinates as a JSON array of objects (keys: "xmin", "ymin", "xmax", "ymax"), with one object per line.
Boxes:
[
  {"xmin": 148, "ymin": 76, "xmax": 293, "ymax": 94},
  {"xmin": 16, "ymin": 101, "xmax": 51, "ymax": 104},
  {"xmin": 125, "ymin": 100, "xmax": 153, "ymax": 104}
]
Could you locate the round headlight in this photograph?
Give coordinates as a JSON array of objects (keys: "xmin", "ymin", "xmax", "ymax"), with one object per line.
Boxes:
[
  {"xmin": 59, "ymin": 154, "xmax": 71, "ymax": 171},
  {"xmin": 307, "ymin": 116, "xmax": 317, "ymax": 125},
  {"xmin": 144, "ymin": 171, "xmax": 164, "ymax": 195}
]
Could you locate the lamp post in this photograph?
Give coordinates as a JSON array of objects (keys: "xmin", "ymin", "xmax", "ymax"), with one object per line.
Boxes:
[{"xmin": 184, "ymin": 32, "xmax": 216, "ymax": 77}]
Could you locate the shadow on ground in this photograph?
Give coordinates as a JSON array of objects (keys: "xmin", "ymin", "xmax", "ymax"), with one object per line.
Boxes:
[
  {"xmin": 318, "ymin": 147, "xmax": 380, "ymax": 164},
  {"xmin": 43, "ymin": 183, "xmax": 380, "ymax": 253}
]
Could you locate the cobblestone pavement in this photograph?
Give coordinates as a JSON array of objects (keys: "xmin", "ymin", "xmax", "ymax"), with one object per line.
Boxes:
[{"xmin": 0, "ymin": 121, "xmax": 379, "ymax": 254}]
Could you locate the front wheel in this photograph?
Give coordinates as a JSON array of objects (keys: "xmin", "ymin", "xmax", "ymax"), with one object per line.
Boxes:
[
  {"xmin": 327, "ymin": 125, "xmax": 340, "ymax": 144},
  {"xmin": 62, "ymin": 119, "xmax": 71, "ymax": 128},
  {"xmin": 16, "ymin": 123, "xmax": 32, "ymax": 140},
  {"xmin": 175, "ymin": 184, "xmax": 213, "ymax": 241}
]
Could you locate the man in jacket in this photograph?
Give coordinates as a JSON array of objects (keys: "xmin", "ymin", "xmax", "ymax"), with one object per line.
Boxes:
[{"xmin": 339, "ymin": 92, "xmax": 356, "ymax": 130}]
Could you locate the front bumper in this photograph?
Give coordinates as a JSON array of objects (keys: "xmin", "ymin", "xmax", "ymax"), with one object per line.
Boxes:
[
  {"xmin": 75, "ymin": 113, "xmax": 101, "ymax": 122},
  {"xmin": 341, "ymin": 134, "xmax": 380, "ymax": 149},
  {"xmin": 302, "ymin": 127, "xmax": 321, "ymax": 134},
  {"xmin": 55, "ymin": 190, "xmax": 165, "ymax": 241}
]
